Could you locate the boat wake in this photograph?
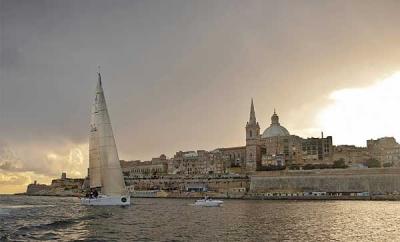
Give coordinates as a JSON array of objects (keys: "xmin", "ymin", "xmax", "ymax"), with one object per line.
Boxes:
[{"xmin": 17, "ymin": 218, "xmax": 79, "ymax": 232}]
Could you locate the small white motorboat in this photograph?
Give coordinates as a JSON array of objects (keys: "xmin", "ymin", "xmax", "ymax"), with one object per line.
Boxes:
[{"xmin": 194, "ymin": 197, "xmax": 224, "ymax": 207}]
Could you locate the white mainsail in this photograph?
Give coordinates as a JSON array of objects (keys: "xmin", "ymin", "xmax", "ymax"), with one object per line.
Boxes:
[
  {"xmin": 88, "ymin": 73, "xmax": 126, "ymax": 196},
  {"xmin": 88, "ymin": 100, "xmax": 102, "ymax": 188}
]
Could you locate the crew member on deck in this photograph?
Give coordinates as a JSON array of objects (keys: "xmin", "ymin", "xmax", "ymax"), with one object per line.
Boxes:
[{"xmin": 93, "ymin": 189, "xmax": 98, "ymax": 198}]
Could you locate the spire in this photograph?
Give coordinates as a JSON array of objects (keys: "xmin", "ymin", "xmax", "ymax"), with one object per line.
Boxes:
[
  {"xmin": 95, "ymin": 70, "xmax": 104, "ymax": 108},
  {"xmin": 98, "ymin": 65, "xmax": 102, "ymax": 84},
  {"xmin": 96, "ymin": 69, "xmax": 102, "ymax": 94},
  {"xmin": 249, "ymin": 98, "xmax": 257, "ymax": 125}
]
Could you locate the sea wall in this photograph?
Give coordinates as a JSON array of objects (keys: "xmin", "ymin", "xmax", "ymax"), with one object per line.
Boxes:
[
  {"xmin": 250, "ymin": 168, "xmax": 400, "ymax": 194},
  {"xmin": 125, "ymin": 175, "xmax": 249, "ymax": 192},
  {"xmin": 24, "ymin": 168, "xmax": 400, "ymax": 199}
]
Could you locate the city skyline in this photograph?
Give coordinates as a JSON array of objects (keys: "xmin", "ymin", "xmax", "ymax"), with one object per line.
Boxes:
[{"xmin": 2, "ymin": 0, "xmax": 400, "ymax": 193}]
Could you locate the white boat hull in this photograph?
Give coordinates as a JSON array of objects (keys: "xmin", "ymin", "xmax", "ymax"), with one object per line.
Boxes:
[
  {"xmin": 194, "ymin": 199, "xmax": 223, "ymax": 207},
  {"xmin": 80, "ymin": 195, "xmax": 130, "ymax": 206}
]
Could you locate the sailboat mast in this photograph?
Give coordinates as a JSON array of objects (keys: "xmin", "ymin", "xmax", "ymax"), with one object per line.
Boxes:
[{"xmin": 88, "ymin": 73, "xmax": 102, "ymax": 189}]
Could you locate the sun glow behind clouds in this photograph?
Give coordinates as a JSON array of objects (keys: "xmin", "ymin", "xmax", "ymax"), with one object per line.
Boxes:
[
  {"xmin": 317, "ymin": 72, "xmax": 400, "ymax": 146},
  {"xmin": 0, "ymin": 142, "xmax": 88, "ymax": 194}
]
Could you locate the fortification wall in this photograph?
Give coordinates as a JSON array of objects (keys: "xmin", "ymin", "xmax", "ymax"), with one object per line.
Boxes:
[
  {"xmin": 126, "ymin": 176, "xmax": 249, "ymax": 192},
  {"xmin": 250, "ymin": 168, "xmax": 400, "ymax": 193}
]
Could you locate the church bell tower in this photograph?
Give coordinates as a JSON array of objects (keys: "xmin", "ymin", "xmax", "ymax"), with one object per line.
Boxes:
[{"xmin": 245, "ymin": 99, "xmax": 260, "ymax": 172}]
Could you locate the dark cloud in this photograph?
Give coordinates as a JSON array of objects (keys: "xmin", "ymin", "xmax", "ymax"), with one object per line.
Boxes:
[
  {"xmin": 1, "ymin": 0, "xmax": 400, "ymax": 166},
  {"xmin": 0, "ymin": 143, "xmax": 23, "ymax": 172},
  {"xmin": 0, "ymin": 161, "xmax": 20, "ymax": 171}
]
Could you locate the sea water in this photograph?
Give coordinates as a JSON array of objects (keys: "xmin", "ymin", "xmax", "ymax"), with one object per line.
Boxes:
[{"xmin": 1, "ymin": 195, "xmax": 400, "ymax": 241}]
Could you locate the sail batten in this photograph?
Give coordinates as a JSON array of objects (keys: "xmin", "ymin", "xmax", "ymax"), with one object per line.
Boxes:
[{"xmin": 88, "ymin": 73, "xmax": 126, "ymax": 196}]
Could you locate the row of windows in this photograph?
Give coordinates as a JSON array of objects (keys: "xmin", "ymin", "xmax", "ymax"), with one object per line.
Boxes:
[
  {"xmin": 130, "ymin": 168, "xmax": 163, "ymax": 173},
  {"xmin": 229, "ymin": 153, "xmax": 242, "ymax": 160}
]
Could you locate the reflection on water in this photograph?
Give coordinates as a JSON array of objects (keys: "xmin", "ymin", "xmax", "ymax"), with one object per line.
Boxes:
[{"xmin": 1, "ymin": 195, "xmax": 400, "ymax": 241}]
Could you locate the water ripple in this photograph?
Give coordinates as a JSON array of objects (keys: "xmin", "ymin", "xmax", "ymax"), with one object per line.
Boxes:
[{"xmin": 1, "ymin": 196, "xmax": 400, "ymax": 241}]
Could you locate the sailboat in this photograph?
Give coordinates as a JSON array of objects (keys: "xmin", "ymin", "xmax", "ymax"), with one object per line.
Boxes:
[{"xmin": 81, "ymin": 72, "xmax": 130, "ymax": 206}]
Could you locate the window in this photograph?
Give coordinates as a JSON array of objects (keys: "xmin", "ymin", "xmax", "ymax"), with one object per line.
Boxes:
[{"xmin": 249, "ymin": 130, "xmax": 253, "ymax": 137}]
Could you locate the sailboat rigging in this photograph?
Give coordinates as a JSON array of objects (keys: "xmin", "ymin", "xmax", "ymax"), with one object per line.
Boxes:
[{"xmin": 81, "ymin": 72, "xmax": 130, "ymax": 206}]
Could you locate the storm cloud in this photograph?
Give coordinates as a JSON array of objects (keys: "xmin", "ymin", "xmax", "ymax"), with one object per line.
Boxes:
[{"xmin": 2, "ymin": 0, "xmax": 400, "ymax": 193}]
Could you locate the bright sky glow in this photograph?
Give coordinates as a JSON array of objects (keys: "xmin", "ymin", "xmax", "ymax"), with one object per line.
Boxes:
[{"xmin": 317, "ymin": 72, "xmax": 400, "ymax": 146}]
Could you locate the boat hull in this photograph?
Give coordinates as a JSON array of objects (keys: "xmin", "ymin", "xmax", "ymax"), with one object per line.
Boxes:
[
  {"xmin": 194, "ymin": 199, "xmax": 223, "ymax": 207},
  {"xmin": 80, "ymin": 195, "xmax": 130, "ymax": 206}
]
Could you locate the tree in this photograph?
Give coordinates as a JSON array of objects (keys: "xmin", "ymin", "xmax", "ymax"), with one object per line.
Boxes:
[
  {"xmin": 366, "ymin": 158, "xmax": 381, "ymax": 168},
  {"xmin": 303, "ymin": 164, "xmax": 316, "ymax": 170},
  {"xmin": 383, "ymin": 162, "xmax": 393, "ymax": 168},
  {"xmin": 289, "ymin": 164, "xmax": 301, "ymax": 170},
  {"xmin": 333, "ymin": 158, "xmax": 347, "ymax": 169}
]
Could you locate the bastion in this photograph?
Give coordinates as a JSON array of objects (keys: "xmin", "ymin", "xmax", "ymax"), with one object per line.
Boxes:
[{"xmin": 250, "ymin": 168, "xmax": 400, "ymax": 194}]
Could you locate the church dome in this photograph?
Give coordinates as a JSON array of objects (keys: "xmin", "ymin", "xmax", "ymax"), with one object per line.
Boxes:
[{"xmin": 261, "ymin": 111, "xmax": 290, "ymax": 138}]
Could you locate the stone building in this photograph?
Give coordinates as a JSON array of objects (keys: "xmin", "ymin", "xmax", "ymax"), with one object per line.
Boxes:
[
  {"xmin": 50, "ymin": 172, "xmax": 84, "ymax": 189},
  {"xmin": 216, "ymin": 146, "xmax": 246, "ymax": 167},
  {"xmin": 367, "ymin": 137, "xmax": 400, "ymax": 166},
  {"xmin": 121, "ymin": 150, "xmax": 229, "ymax": 177},
  {"xmin": 301, "ymin": 136, "xmax": 333, "ymax": 164},
  {"xmin": 170, "ymin": 150, "xmax": 228, "ymax": 175},
  {"xmin": 26, "ymin": 181, "xmax": 50, "ymax": 194},
  {"xmin": 333, "ymin": 145, "xmax": 370, "ymax": 166},
  {"xmin": 121, "ymin": 99, "xmax": 335, "ymax": 175},
  {"xmin": 120, "ymin": 155, "xmax": 168, "ymax": 178},
  {"xmin": 240, "ymin": 99, "xmax": 333, "ymax": 171},
  {"xmin": 331, "ymin": 138, "xmax": 400, "ymax": 168},
  {"xmin": 26, "ymin": 173, "xmax": 84, "ymax": 195}
]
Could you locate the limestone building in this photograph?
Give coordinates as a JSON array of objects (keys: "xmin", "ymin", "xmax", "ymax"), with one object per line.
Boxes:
[
  {"xmin": 241, "ymin": 99, "xmax": 333, "ymax": 172},
  {"xmin": 367, "ymin": 137, "xmax": 400, "ymax": 166},
  {"xmin": 120, "ymin": 99, "xmax": 334, "ymax": 175},
  {"xmin": 121, "ymin": 159, "xmax": 168, "ymax": 178},
  {"xmin": 170, "ymin": 150, "xmax": 228, "ymax": 175},
  {"xmin": 216, "ymin": 146, "xmax": 246, "ymax": 167},
  {"xmin": 333, "ymin": 145, "xmax": 370, "ymax": 167}
]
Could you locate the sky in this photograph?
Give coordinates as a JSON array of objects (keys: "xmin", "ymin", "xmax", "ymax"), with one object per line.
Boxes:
[{"xmin": 1, "ymin": 0, "xmax": 400, "ymax": 193}]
